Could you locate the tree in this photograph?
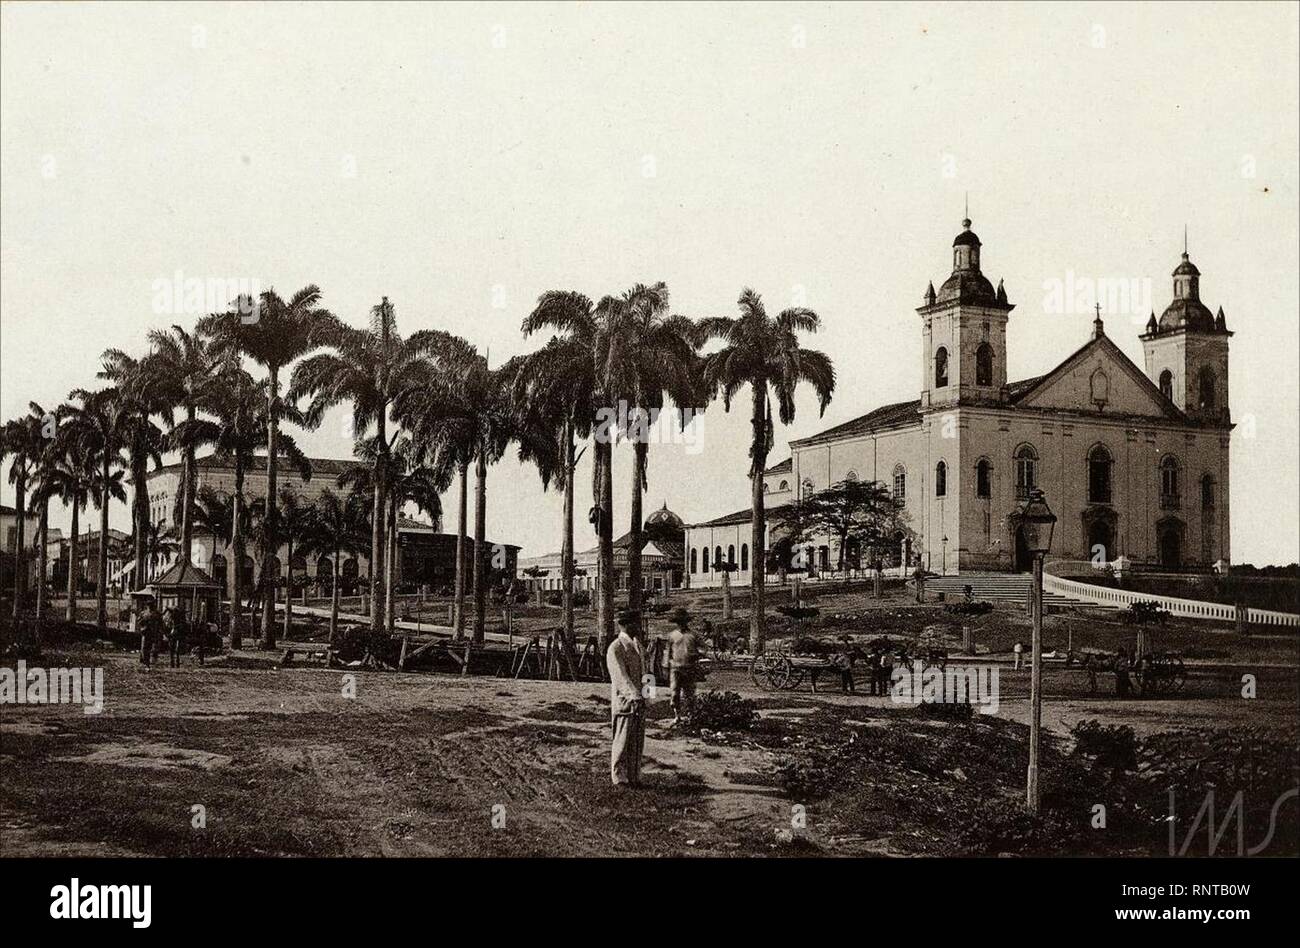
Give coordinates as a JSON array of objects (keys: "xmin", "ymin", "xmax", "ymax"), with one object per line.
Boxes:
[
  {"xmin": 131, "ymin": 518, "xmax": 178, "ymax": 582},
  {"xmin": 1, "ymin": 405, "xmax": 51, "ymax": 622},
  {"xmin": 289, "ymin": 297, "xmax": 442, "ymax": 637},
  {"xmin": 171, "ymin": 366, "xmax": 311, "ymax": 648},
  {"xmin": 144, "ymin": 325, "xmax": 217, "ymax": 562},
  {"xmin": 199, "ymin": 284, "xmax": 331, "ymax": 648},
  {"xmin": 769, "ymin": 478, "xmax": 899, "ymax": 573},
  {"xmin": 64, "ymin": 387, "xmax": 128, "ymax": 631},
  {"xmin": 382, "ymin": 437, "xmax": 447, "ymax": 632},
  {"xmin": 40, "ymin": 412, "xmax": 96, "ymax": 623},
  {"xmin": 98, "ymin": 348, "xmax": 167, "ymax": 593},
  {"xmin": 510, "ymin": 331, "xmax": 596, "ymax": 669},
  {"xmin": 277, "ymin": 488, "xmax": 312, "ymax": 641},
  {"xmin": 700, "ymin": 288, "xmax": 835, "ymax": 654},
  {"xmin": 299, "ymin": 487, "xmax": 369, "ymax": 648}
]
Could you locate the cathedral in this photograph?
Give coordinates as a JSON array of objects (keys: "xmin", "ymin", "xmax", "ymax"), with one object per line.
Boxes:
[{"xmin": 684, "ymin": 217, "xmax": 1233, "ymax": 583}]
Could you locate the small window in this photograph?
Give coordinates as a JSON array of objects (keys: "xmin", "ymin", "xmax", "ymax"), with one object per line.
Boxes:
[
  {"xmin": 935, "ymin": 461, "xmax": 947, "ymax": 497},
  {"xmin": 727, "ymin": 545, "xmax": 736, "ymax": 568},
  {"xmin": 1159, "ymin": 369, "xmax": 1174, "ymax": 402},
  {"xmin": 1160, "ymin": 455, "xmax": 1181, "ymax": 508},
  {"xmin": 740, "ymin": 544, "xmax": 749, "ymax": 571},
  {"xmin": 802, "ymin": 477, "xmax": 814, "ymax": 495},
  {"xmin": 714, "ymin": 546, "xmax": 723, "ymax": 570},
  {"xmin": 976, "ymin": 343, "xmax": 993, "ymax": 386},
  {"xmin": 1201, "ymin": 474, "xmax": 1215, "ymax": 509},
  {"xmin": 1088, "ymin": 444, "xmax": 1113, "ymax": 504},
  {"xmin": 934, "ymin": 347, "xmax": 949, "ymax": 388},
  {"xmin": 976, "ymin": 459, "xmax": 991, "ymax": 498},
  {"xmin": 892, "ymin": 464, "xmax": 906, "ymax": 502},
  {"xmin": 702, "ymin": 548, "xmax": 709, "ymax": 573},
  {"xmin": 1014, "ymin": 445, "xmax": 1038, "ymax": 499},
  {"xmin": 1198, "ymin": 368, "xmax": 1217, "ymax": 411},
  {"xmin": 845, "ymin": 469, "xmax": 858, "ymax": 482},
  {"xmin": 690, "ymin": 548, "xmax": 698, "ymax": 573}
]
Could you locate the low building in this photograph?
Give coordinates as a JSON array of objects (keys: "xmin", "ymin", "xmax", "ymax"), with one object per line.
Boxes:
[{"xmin": 519, "ymin": 502, "xmax": 686, "ymax": 595}]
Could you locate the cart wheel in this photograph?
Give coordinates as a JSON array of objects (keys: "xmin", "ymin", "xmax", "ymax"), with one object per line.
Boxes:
[
  {"xmin": 750, "ymin": 654, "xmax": 773, "ymax": 691},
  {"xmin": 783, "ymin": 663, "xmax": 806, "ymax": 691}
]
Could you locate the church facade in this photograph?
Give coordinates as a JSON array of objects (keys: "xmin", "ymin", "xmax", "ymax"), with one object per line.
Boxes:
[{"xmin": 684, "ymin": 217, "xmax": 1233, "ymax": 585}]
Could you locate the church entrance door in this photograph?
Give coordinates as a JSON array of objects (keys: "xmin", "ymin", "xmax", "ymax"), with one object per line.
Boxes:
[
  {"xmin": 1014, "ymin": 526, "xmax": 1033, "ymax": 572},
  {"xmin": 1158, "ymin": 522, "xmax": 1183, "ymax": 570}
]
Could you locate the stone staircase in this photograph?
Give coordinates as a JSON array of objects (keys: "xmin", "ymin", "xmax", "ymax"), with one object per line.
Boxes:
[{"xmin": 918, "ymin": 572, "xmax": 1115, "ymax": 611}]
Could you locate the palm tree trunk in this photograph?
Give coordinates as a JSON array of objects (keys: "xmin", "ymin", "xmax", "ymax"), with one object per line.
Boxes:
[
  {"xmin": 282, "ymin": 537, "xmax": 294, "ymax": 642},
  {"xmin": 96, "ymin": 457, "xmax": 109, "ymax": 632},
  {"xmin": 472, "ymin": 448, "xmax": 487, "ymax": 645},
  {"xmin": 329, "ymin": 541, "xmax": 340, "ymax": 648},
  {"xmin": 65, "ymin": 502, "xmax": 79, "ymax": 623},
  {"xmin": 230, "ymin": 458, "xmax": 245, "ymax": 648},
  {"xmin": 36, "ymin": 496, "xmax": 48, "ymax": 631},
  {"xmin": 453, "ymin": 460, "xmax": 468, "ymax": 639},
  {"xmin": 370, "ymin": 418, "xmax": 387, "ymax": 636},
  {"xmin": 386, "ymin": 493, "xmax": 398, "ymax": 632},
  {"xmin": 561, "ymin": 420, "xmax": 575, "ymax": 644},
  {"xmin": 595, "ymin": 437, "xmax": 615, "ymax": 649},
  {"xmin": 180, "ymin": 404, "xmax": 196, "ymax": 561},
  {"xmin": 132, "ymin": 457, "xmax": 149, "ymax": 589},
  {"xmin": 627, "ymin": 432, "xmax": 646, "ymax": 616},
  {"xmin": 11, "ymin": 466, "xmax": 25, "ymax": 621},
  {"xmin": 260, "ymin": 365, "xmax": 280, "ymax": 649},
  {"xmin": 749, "ymin": 383, "xmax": 767, "ymax": 655}
]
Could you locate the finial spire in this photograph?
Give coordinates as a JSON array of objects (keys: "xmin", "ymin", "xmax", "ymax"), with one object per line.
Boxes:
[
  {"xmin": 1093, "ymin": 302, "xmax": 1105, "ymax": 338},
  {"xmin": 1183, "ymin": 224, "xmax": 1188, "ymax": 257}
]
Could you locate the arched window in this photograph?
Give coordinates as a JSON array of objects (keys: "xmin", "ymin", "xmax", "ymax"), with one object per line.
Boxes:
[
  {"xmin": 741, "ymin": 543, "xmax": 749, "ymax": 571},
  {"xmin": 1159, "ymin": 369, "xmax": 1174, "ymax": 402},
  {"xmin": 975, "ymin": 343, "xmax": 993, "ymax": 386},
  {"xmin": 778, "ymin": 480, "xmax": 789, "ymax": 491},
  {"xmin": 975, "ymin": 458, "xmax": 992, "ymax": 498},
  {"xmin": 935, "ymin": 461, "xmax": 947, "ymax": 497},
  {"xmin": 727, "ymin": 545, "xmax": 736, "ymax": 568},
  {"xmin": 845, "ymin": 469, "xmax": 858, "ymax": 482},
  {"xmin": 690, "ymin": 547, "xmax": 698, "ymax": 573},
  {"xmin": 1201, "ymin": 474, "xmax": 1215, "ymax": 509},
  {"xmin": 1014, "ymin": 445, "xmax": 1038, "ymax": 499},
  {"xmin": 934, "ymin": 347, "xmax": 949, "ymax": 388},
  {"xmin": 702, "ymin": 547, "xmax": 710, "ymax": 573},
  {"xmin": 714, "ymin": 546, "xmax": 723, "ymax": 570},
  {"xmin": 1088, "ymin": 444, "xmax": 1113, "ymax": 503},
  {"xmin": 762, "ymin": 483, "xmax": 769, "ymax": 493},
  {"xmin": 802, "ymin": 477, "xmax": 814, "ymax": 496},
  {"xmin": 1198, "ymin": 367, "xmax": 1217, "ymax": 411},
  {"xmin": 892, "ymin": 464, "xmax": 906, "ymax": 503},
  {"xmin": 1160, "ymin": 455, "xmax": 1181, "ymax": 508}
]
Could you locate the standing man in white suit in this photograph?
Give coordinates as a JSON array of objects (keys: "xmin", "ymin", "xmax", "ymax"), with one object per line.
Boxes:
[{"xmin": 606, "ymin": 609, "xmax": 646, "ymax": 786}]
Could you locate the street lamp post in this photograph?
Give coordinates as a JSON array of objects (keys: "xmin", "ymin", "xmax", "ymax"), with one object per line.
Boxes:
[{"xmin": 1019, "ymin": 488, "xmax": 1056, "ymax": 816}]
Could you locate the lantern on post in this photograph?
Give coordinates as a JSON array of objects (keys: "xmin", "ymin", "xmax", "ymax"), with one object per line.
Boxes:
[{"xmin": 1020, "ymin": 488, "xmax": 1056, "ymax": 816}]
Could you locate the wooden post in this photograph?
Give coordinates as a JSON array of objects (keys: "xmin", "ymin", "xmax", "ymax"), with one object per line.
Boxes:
[{"xmin": 1027, "ymin": 553, "xmax": 1044, "ymax": 816}]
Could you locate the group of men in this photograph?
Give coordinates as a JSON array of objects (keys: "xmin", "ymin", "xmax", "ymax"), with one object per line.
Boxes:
[
  {"xmin": 136, "ymin": 598, "xmax": 205, "ymax": 670},
  {"xmin": 605, "ymin": 605, "xmax": 703, "ymax": 787}
]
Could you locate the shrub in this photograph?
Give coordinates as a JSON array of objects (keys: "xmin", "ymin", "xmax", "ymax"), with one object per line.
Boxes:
[
  {"xmin": 776, "ymin": 605, "xmax": 820, "ymax": 622},
  {"xmin": 943, "ymin": 600, "xmax": 993, "ymax": 616},
  {"xmin": 1069, "ymin": 719, "xmax": 1138, "ymax": 774},
  {"xmin": 686, "ymin": 690, "xmax": 758, "ymax": 732}
]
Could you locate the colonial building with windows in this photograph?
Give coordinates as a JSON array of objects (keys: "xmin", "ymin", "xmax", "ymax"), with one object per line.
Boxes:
[{"xmin": 685, "ymin": 217, "xmax": 1233, "ymax": 585}]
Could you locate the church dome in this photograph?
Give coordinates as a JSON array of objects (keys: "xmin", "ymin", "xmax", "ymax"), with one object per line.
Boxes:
[
  {"xmin": 644, "ymin": 502, "xmax": 683, "ymax": 531},
  {"xmin": 1158, "ymin": 298, "xmax": 1216, "ymax": 333},
  {"xmin": 937, "ymin": 270, "xmax": 997, "ymax": 304}
]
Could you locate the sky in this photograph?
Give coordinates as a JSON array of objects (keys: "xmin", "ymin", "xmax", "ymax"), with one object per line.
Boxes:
[{"xmin": 2, "ymin": 1, "xmax": 1298, "ymax": 565}]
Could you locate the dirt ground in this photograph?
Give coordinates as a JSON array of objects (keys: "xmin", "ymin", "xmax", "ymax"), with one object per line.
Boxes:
[{"xmin": 3, "ymin": 587, "xmax": 1297, "ymax": 857}]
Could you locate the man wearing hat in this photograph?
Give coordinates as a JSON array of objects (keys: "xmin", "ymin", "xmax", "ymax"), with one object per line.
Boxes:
[
  {"xmin": 606, "ymin": 608, "xmax": 647, "ymax": 786},
  {"xmin": 667, "ymin": 607, "xmax": 701, "ymax": 725}
]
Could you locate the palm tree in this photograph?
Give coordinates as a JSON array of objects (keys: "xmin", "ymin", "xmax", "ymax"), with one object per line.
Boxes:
[
  {"xmin": 700, "ymin": 288, "xmax": 836, "ymax": 654},
  {"xmin": 605, "ymin": 284, "xmax": 701, "ymax": 613},
  {"xmin": 511, "ymin": 330, "xmax": 596, "ymax": 663},
  {"xmin": 40, "ymin": 417, "xmax": 95, "ymax": 623},
  {"xmin": 299, "ymin": 487, "xmax": 368, "ymax": 647},
  {"xmin": 382, "ymin": 437, "xmax": 447, "ymax": 632},
  {"xmin": 277, "ymin": 487, "xmax": 313, "ymax": 641},
  {"xmin": 64, "ymin": 387, "xmax": 128, "ymax": 631},
  {"xmin": 172, "ymin": 367, "xmax": 311, "ymax": 648},
  {"xmin": 144, "ymin": 325, "xmax": 216, "ymax": 562},
  {"xmin": 289, "ymin": 297, "xmax": 443, "ymax": 637},
  {"xmin": 132, "ymin": 518, "xmax": 178, "ymax": 582},
  {"xmin": 1, "ymin": 405, "xmax": 50, "ymax": 622},
  {"xmin": 98, "ymin": 348, "xmax": 167, "ymax": 593},
  {"xmin": 199, "ymin": 284, "xmax": 331, "ymax": 647}
]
